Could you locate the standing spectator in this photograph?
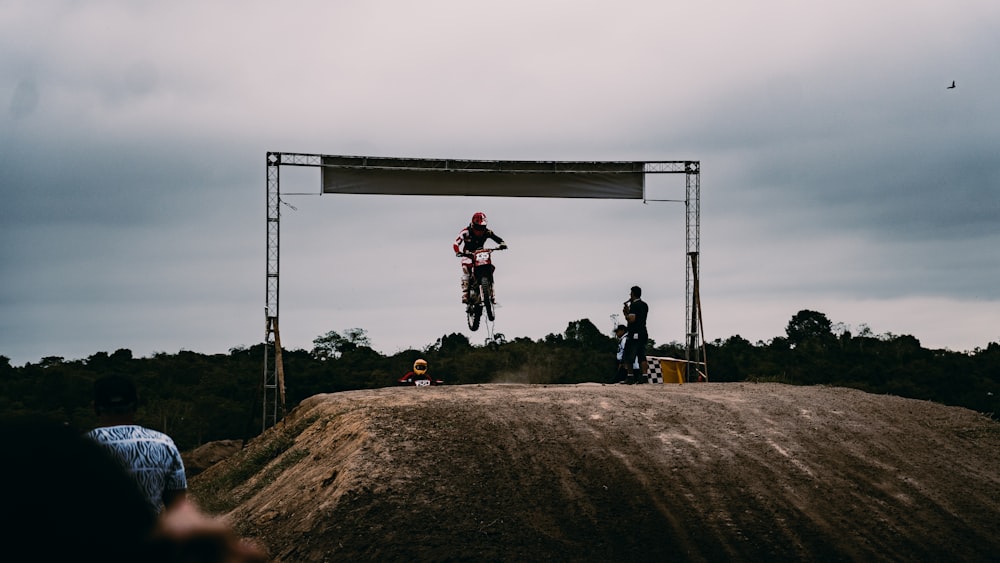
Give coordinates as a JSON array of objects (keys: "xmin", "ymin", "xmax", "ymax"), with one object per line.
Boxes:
[
  {"xmin": 86, "ymin": 375, "xmax": 188, "ymax": 515},
  {"xmin": 621, "ymin": 285, "xmax": 650, "ymax": 384},
  {"xmin": 612, "ymin": 324, "xmax": 639, "ymax": 384}
]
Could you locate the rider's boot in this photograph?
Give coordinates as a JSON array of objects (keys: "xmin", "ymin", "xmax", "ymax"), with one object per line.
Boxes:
[{"xmin": 461, "ymin": 274, "xmax": 470, "ymax": 304}]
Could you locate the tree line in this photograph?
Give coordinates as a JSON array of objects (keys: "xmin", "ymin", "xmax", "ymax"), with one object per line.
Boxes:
[{"xmin": 1, "ymin": 310, "xmax": 996, "ymax": 451}]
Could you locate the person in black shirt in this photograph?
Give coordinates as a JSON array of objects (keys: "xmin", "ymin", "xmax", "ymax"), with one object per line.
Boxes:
[{"xmin": 621, "ymin": 285, "xmax": 649, "ymax": 384}]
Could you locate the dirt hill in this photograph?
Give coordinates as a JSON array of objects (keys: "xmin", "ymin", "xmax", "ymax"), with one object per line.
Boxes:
[
  {"xmin": 191, "ymin": 383, "xmax": 1000, "ymax": 562},
  {"xmin": 182, "ymin": 439, "xmax": 243, "ymax": 477}
]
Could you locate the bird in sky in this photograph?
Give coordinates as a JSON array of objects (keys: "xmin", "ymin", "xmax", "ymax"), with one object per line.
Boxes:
[{"xmin": 947, "ymin": 80, "xmax": 956, "ymax": 89}]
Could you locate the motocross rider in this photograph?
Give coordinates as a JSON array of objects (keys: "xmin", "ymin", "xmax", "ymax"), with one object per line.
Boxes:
[
  {"xmin": 397, "ymin": 358, "xmax": 440, "ymax": 386},
  {"xmin": 453, "ymin": 211, "xmax": 506, "ymax": 304}
]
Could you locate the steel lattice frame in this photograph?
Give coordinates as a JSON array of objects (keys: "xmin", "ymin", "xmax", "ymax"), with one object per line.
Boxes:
[
  {"xmin": 683, "ymin": 162, "xmax": 703, "ymax": 380},
  {"xmin": 264, "ymin": 153, "xmax": 281, "ymax": 430},
  {"xmin": 263, "ymin": 152, "xmax": 701, "ymax": 430}
]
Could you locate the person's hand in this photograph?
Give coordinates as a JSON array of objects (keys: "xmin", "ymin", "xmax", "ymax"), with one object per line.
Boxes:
[
  {"xmin": 498, "ymin": 243, "xmax": 507, "ymax": 250},
  {"xmin": 456, "ymin": 251, "xmax": 464, "ymax": 257},
  {"xmin": 152, "ymin": 498, "xmax": 268, "ymax": 563}
]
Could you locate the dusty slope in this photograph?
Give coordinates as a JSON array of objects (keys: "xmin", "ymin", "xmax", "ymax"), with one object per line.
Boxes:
[{"xmin": 193, "ymin": 383, "xmax": 1000, "ymax": 562}]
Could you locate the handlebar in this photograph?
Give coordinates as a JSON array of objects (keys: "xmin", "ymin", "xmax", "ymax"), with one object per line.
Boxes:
[{"xmin": 460, "ymin": 246, "xmax": 506, "ymax": 258}]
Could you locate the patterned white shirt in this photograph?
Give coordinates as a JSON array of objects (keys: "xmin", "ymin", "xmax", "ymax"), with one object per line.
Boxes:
[
  {"xmin": 86, "ymin": 425, "xmax": 187, "ymax": 514},
  {"xmin": 617, "ymin": 335, "xmax": 639, "ymax": 368}
]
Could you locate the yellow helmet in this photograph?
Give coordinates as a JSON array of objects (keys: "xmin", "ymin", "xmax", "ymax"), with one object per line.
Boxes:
[{"xmin": 413, "ymin": 359, "xmax": 428, "ymax": 375}]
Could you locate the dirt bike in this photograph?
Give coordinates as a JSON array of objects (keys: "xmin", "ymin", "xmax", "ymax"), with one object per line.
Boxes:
[
  {"xmin": 397, "ymin": 375, "xmax": 444, "ymax": 387},
  {"xmin": 463, "ymin": 246, "xmax": 505, "ymax": 331}
]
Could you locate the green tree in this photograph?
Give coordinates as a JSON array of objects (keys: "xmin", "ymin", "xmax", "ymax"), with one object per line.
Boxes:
[
  {"xmin": 430, "ymin": 333, "xmax": 473, "ymax": 355},
  {"xmin": 785, "ymin": 310, "xmax": 834, "ymax": 350},
  {"xmin": 563, "ymin": 318, "xmax": 611, "ymax": 350},
  {"xmin": 311, "ymin": 328, "xmax": 371, "ymax": 360}
]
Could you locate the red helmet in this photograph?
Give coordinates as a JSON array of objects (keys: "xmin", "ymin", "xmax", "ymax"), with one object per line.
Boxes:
[{"xmin": 470, "ymin": 212, "xmax": 487, "ymax": 234}]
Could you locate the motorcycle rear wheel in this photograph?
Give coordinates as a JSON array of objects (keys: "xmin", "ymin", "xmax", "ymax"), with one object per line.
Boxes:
[{"xmin": 482, "ymin": 278, "xmax": 495, "ymax": 322}]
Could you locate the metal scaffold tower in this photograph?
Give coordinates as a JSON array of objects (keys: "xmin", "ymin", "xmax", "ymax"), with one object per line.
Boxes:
[
  {"xmin": 264, "ymin": 153, "xmax": 284, "ymax": 430},
  {"xmin": 684, "ymin": 163, "xmax": 706, "ymax": 382}
]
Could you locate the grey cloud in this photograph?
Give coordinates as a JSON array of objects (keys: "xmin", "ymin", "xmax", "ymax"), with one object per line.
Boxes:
[
  {"xmin": 98, "ymin": 60, "xmax": 160, "ymax": 107},
  {"xmin": 9, "ymin": 79, "xmax": 39, "ymax": 118}
]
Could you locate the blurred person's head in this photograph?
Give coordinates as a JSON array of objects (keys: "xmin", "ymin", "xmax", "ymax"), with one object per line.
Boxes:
[
  {"xmin": 1, "ymin": 416, "xmax": 156, "ymax": 561},
  {"xmin": 94, "ymin": 375, "xmax": 139, "ymax": 416}
]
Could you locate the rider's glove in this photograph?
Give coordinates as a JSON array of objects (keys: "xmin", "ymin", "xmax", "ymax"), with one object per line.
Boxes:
[
  {"xmin": 456, "ymin": 251, "xmax": 464, "ymax": 257},
  {"xmin": 498, "ymin": 243, "xmax": 508, "ymax": 250}
]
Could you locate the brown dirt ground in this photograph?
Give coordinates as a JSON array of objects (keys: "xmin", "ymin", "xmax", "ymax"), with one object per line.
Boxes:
[{"xmin": 192, "ymin": 382, "xmax": 1000, "ymax": 562}]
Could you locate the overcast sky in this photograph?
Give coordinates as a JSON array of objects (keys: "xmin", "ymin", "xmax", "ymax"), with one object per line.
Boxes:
[{"xmin": 2, "ymin": 1, "xmax": 998, "ymax": 366}]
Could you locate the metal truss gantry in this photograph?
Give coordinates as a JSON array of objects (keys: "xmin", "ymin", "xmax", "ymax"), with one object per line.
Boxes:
[{"xmin": 263, "ymin": 153, "xmax": 702, "ymax": 430}]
